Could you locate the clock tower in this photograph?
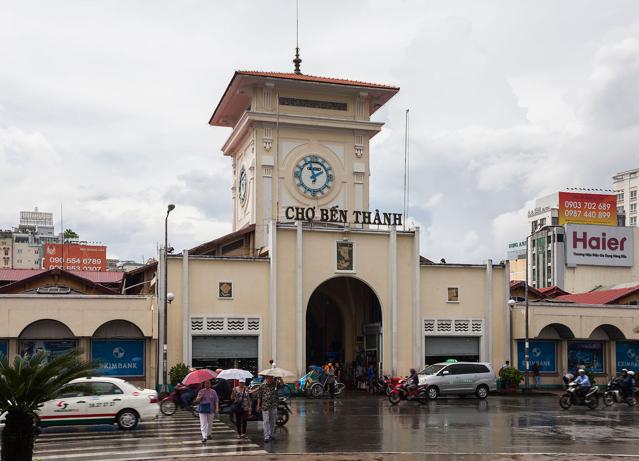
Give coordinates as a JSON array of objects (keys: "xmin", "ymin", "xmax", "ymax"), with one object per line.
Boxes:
[{"xmin": 210, "ymin": 70, "xmax": 399, "ymax": 253}]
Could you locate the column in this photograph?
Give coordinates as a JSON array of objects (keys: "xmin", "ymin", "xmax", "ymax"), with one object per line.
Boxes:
[
  {"xmin": 182, "ymin": 249, "xmax": 190, "ymax": 365},
  {"xmin": 485, "ymin": 259, "xmax": 493, "ymax": 365},
  {"xmin": 269, "ymin": 220, "xmax": 277, "ymax": 365},
  {"xmin": 296, "ymin": 221, "xmax": 303, "ymax": 376},
  {"xmin": 390, "ymin": 228, "xmax": 398, "ymax": 376},
  {"xmin": 413, "ymin": 227, "xmax": 421, "ymax": 369}
]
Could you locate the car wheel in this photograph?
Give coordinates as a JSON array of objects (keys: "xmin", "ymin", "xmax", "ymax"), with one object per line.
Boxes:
[
  {"xmin": 160, "ymin": 400, "xmax": 177, "ymax": 416},
  {"xmin": 117, "ymin": 409, "xmax": 139, "ymax": 430},
  {"xmin": 559, "ymin": 395, "xmax": 572, "ymax": 410},
  {"xmin": 427, "ymin": 386, "xmax": 439, "ymax": 401},
  {"xmin": 276, "ymin": 409, "xmax": 289, "ymax": 426},
  {"xmin": 475, "ymin": 385, "xmax": 489, "ymax": 400}
]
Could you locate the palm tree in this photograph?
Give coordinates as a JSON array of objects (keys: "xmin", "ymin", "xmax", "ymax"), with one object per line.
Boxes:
[{"xmin": 0, "ymin": 350, "xmax": 95, "ymax": 461}]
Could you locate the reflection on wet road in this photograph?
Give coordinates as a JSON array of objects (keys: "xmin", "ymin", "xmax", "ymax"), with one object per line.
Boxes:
[
  {"xmin": 245, "ymin": 394, "xmax": 639, "ymax": 455},
  {"xmin": 32, "ymin": 411, "xmax": 265, "ymax": 460}
]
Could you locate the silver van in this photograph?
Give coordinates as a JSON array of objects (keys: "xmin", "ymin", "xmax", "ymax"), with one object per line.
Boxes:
[{"xmin": 418, "ymin": 362, "xmax": 496, "ymax": 400}]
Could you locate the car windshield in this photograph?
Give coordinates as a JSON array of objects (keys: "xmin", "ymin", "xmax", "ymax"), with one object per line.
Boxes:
[{"xmin": 418, "ymin": 364, "xmax": 446, "ymax": 375}]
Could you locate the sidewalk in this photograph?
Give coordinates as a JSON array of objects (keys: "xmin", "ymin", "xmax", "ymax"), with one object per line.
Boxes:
[{"xmin": 161, "ymin": 452, "xmax": 639, "ymax": 461}]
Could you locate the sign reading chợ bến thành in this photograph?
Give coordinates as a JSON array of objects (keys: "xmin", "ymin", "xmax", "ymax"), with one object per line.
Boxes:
[{"xmin": 284, "ymin": 207, "xmax": 403, "ymax": 226}]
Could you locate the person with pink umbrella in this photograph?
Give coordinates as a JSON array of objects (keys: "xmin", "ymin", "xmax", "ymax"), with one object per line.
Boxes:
[{"xmin": 193, "ymin": 379, "xmax": 219, "ymax": 444}]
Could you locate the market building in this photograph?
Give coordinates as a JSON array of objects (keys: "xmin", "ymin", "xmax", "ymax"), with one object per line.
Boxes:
[
  {"xmin": 159, "ymin": 68, "xmax": 511, "ymax": 387},
  {"xmin": 0, "ymin": 267, "xmax": 158, "ymax": 389},
  {"xmin": 511, "ymin": 285, "xmax": 639, "ymax": 386}
]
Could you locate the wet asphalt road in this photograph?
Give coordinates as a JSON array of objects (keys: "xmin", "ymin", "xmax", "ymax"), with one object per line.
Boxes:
[
  {"xmin": 237, "ymin": 392, "xmax": 639, "ymax": 456},
  {"xmin": 7, "ymin": 392, "xmax": 639, "ymax": 460}
]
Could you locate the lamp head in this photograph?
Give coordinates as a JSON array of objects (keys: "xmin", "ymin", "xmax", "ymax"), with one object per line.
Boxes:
[
  {"xmin": 167, "ymin": 292, "xmax": 175, "ymax": 303},
  {"xmin": 507, "ymin": 299, "xmax": 517, "ymax": 307},
  {"xmin": 167, "ymin": 204, "xmax": 175, "ymax": 213}
]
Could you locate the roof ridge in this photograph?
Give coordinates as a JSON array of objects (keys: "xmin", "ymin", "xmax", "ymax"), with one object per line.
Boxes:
[{"xmin": 235, "ymin": 70, "xmax": 399, "ymax": 90}]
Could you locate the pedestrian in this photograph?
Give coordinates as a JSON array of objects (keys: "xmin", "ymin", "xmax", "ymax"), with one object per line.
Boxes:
[
  {"xmin": 194, "ymin": 379, "xmax": 219, "ymax": 444},
  {"xmin": 501, "ymin": 360, "xmax": 510, "ymax": 370},
  {"xmin": 367, "ymin": 364, "xmax": 375, "ymax": 393},
  {"xmin": 257, "ymin": 375, "xmax": 278, "ymax": 443},
  {"xmin": 269, "ymin": 359, "xmax": 276, "ymax": 369},
  {"xmin": 231, "ymin": 380, "xmax": 252, "ymax": 439},
  {"xmin": 326, "ymin": 363, "xmax": 336, "ymax": 398},
  {"xmin": 532, "ymin": 362, "xmax": 541, "ymax": 388}
]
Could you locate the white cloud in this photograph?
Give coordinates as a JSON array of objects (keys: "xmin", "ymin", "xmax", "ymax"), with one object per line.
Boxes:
[{"xmin": 2, "ymin": 1, "xmax": 639, "ymax": 263}]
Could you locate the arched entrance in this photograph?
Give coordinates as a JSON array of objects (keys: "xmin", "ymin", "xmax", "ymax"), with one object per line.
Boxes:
[{"xmin": 306, "ymin": 277, "xmax": 382, "ymax": 374}]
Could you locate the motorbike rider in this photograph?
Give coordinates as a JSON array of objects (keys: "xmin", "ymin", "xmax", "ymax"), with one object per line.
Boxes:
[
  {"xmin": 572, "ymin": 368, "xmax": 591, "ymax": 400},
  {"xmin": 406, "ymin": 368, "xmax": 419, "ymax": 395},
  {"xmin": 177, "ymin": 369, "xmax": 202, "ymax": 409},
  {"xmin": 623, "ymin": 370, "xmax": 636, "ymax": 398}
]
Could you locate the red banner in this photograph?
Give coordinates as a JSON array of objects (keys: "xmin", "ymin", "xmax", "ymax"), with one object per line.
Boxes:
[
  {"xmin": 558, "ymin": 192, "xmax": 617, "ymax": 226},
  {"xmin": 43, "ymin": 244, "xmax": 107, "ymax": 271}
]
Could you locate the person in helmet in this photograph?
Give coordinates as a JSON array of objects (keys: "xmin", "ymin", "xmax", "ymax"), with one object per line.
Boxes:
[
  {"xmin": 572, "ymin": 369, "xmax": 591, "ymax": 399},
  {"xmin": 622, "ymin": 370, "xmax": 636, "ymax": 398}
]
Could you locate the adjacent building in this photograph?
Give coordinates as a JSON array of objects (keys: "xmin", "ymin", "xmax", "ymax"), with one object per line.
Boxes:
[{"xmin": 614, "ymin": 168, "xmax": 639, "ymax": 227}]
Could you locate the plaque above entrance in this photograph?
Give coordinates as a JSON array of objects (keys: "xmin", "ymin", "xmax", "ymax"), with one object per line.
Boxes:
[{"xmin": 284, "ymin": 206, "xmax": 402, "ymax": 226}]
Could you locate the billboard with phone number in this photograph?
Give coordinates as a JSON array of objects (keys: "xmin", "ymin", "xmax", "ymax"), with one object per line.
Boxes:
[
  {"xmin": 558, "ymin": 192, "xmax": 617, "ymax": 226},
  {"xmin": 43, "ymin": 243, "xmax": 107, "ymax": 271}
]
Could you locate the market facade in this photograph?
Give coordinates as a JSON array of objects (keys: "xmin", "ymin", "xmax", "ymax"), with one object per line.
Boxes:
[{"xmin": 159, "ymin": 70, "xmax": 511, "ymax": 384}]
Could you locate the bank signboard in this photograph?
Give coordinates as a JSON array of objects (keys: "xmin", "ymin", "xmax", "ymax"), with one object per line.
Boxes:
[
  {"xmin": 91, "ymin": 340, "xmax": 145, "ymax": 377},
  {"xmin": 565, "ymin": 224, "xmax": 633, "ymax": 267},
  {"xmin": 616, "ymin": 341, "xmax": 639, "ymax": 372},
  {"xmin": 19, "ymin": 340, "xmax": 76, "ymax": 360},
  {"xmin": 0, "ymin": 340, "xmax": 7, "ymax": 357},
  {"xmin": 43, "ymin": 243, "xmax": 107, "ymax": 272},
  {"xmin": 568, "ymin": 341, "xmax": 604, "ymax": 373},
  {"xmin": 517, "ymin": 340, "xmax": 557, "ymax": 372},
  {"xmin": 558, "ymin": 192, "xmax": 616, "ymax": 226}
]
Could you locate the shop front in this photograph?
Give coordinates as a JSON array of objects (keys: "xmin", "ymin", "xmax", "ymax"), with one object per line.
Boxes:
[
  {"xmin": 615, "ymin": 341, "xmax": 639, "ymax": 373},
  {"xmin": 568, "ymin": 341, "xmax": 605, "ymax": 373},
  {"xmin": 425, "ymin": 337, "xmax": 480, "ymax": 364},
  {"xmin": 516, "ymin": 340, "xmax": 558, "ymax": 373},
  {"xmin": 192, "ymin": 335, "xmax": 259, "ymax": 374}
]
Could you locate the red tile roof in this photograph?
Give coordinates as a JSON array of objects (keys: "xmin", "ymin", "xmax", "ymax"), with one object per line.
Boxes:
[
  {"xmin": 235, "ymin": 71, "xmax": 400, "ymax": 90},
  {"xmin": 553, "ymin": 286, "xmax": 639, "ymax": 305},
  {"xmin": 537, "ymin": 285, "xmax": 570, "ymax": 298},
  {"xmin": 0, "ymin": 268, "xmax": 124, "ymax": 284}
]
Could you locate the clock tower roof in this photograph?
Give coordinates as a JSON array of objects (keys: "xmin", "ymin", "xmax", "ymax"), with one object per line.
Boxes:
[{"xmin": 210, "ymin": 70, "xmax": 399, "ymax": 128}]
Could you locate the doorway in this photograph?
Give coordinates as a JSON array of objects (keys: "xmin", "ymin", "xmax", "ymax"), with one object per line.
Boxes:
[{"xmin": 306, "ymin": 277, "xmax": 382, "ymax": 380}]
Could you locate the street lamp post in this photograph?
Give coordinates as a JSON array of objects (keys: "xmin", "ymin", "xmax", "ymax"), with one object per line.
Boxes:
[
  {"xmin": 163, "ymin": 204, "xmax": 175, "ymax": 393},
  {"xmin": 524, "ymin": 233, "xmax": 531, "ymax": 392}
]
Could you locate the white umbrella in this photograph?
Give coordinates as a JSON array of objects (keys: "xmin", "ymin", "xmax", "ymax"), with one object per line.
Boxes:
[
  {"xmin": 259, "ymin": 367, "xmax": 295, "ymax": 378},
  {"xmin": 216, "ymin": 368, "xmax": 253, "ymax": 381}
]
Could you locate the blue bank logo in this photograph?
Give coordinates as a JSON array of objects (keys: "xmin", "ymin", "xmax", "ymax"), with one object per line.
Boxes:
[{"xmin": 112, "ymin": 347, "xmax": 125, "ymax": 359}]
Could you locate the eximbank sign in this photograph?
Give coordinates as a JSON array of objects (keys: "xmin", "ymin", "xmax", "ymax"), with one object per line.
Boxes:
[{"xmin": 566, "ymin": 224, "xmax": 634, "ymax": 267}]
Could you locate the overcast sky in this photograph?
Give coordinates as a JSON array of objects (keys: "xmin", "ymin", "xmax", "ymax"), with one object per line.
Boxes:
[{"xmin": 2, "ymin": 1, "xmax": 639, "ymax": 263}]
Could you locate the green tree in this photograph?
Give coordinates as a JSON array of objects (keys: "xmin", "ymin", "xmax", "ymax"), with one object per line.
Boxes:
[
  {"xmin": 0, "ymin": 350, "xmax": 95, "ymax": 461},
  {"xmin": 63, "ymin": 229, "xmax": 79, "ymax": 240},
  {"xmin": 169, "ymin": 363, "xmax": 190, "ymax": 386}
]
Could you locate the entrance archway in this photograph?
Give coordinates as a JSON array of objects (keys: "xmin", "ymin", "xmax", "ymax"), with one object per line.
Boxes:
[{"xmin": 306, "ymin": 277, "xmax": 382, "ymax": 374}]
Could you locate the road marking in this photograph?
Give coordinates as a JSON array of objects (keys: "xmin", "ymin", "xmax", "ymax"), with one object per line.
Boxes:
[{"xmin": 32, "ymin": 414, "xmax": 266, "ymax": 460}]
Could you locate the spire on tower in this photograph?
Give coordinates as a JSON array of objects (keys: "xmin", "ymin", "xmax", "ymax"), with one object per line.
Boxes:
[
  {"xmin": 293, "ymin": 0, "xmax": 302, "ymax": 74},
  {"xmin": 293, "ymin": 47, "xmax": 302, "ymax": 74}
]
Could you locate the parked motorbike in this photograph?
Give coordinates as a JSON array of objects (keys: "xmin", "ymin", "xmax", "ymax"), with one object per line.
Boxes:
[
  {"xmin": 160, "ymin": 386, "xmax": 197, "ymax": 416},
  {"xmin": 388, "ymin": 379, "xmax": 427, "ymax": 405},
  {"xmin": 559, "ymin": 382, "xmax": 599, "ymax": 410},
  {"xmin": 229, "ymin": 396, "xmax": 292, "ymax": 426},
  {"xmin": 603, "ymin": 379, "xmax": 637, "ymax": 407}
]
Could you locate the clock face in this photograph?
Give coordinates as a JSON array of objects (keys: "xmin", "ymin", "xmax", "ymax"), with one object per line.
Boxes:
[
  {"xmin": 294, "ymin": 155, "xmax": 334, "ymax": 197},
  {"xmin": 238, "ymin": 167, "xmax": 247, "ymax": 205}
]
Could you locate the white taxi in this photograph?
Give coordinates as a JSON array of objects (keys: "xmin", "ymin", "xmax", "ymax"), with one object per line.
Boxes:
[{"xmin": 1, "ymin": 377, "xmax": 159, "ymax": 430}]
